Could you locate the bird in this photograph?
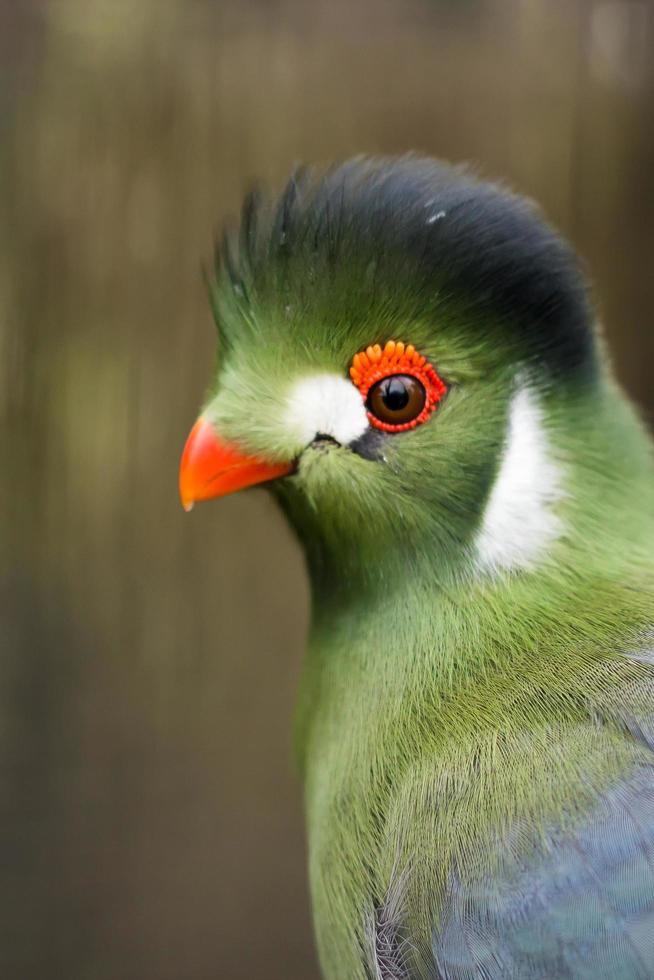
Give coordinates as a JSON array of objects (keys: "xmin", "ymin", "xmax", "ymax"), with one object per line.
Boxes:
[{"xmin": 179, "ymin": 156, "xmax": 654, "ymax": 980}]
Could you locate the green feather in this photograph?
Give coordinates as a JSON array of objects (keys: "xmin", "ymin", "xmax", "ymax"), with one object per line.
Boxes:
[{"xmin": 196, "ymin": 157, "xmax": 654, "ymax": 979}]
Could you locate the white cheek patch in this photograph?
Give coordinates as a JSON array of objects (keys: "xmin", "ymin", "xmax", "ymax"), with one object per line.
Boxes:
[
  {"xmin": 475, "ymin": 385, "xmax": 565, "ymax": 574},
  {"xmin": 284, "ymin": 374, "xmax": 369, "ymax": 447}
]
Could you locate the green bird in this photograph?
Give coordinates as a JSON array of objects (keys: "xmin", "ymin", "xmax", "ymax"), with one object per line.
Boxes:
[{"xmin": 179, "ymin": 157, "xmax": 654, "ymax": 980}]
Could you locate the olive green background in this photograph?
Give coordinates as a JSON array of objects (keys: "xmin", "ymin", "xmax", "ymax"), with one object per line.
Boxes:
[{"xmin": 1, "ymin": 1, "xmax": 653, "ymax": 977}]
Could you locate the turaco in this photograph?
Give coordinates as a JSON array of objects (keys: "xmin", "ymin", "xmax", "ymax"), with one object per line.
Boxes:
[{"xmin": 180, "ymin": 157, "xmax": 654, "ymax": 980}]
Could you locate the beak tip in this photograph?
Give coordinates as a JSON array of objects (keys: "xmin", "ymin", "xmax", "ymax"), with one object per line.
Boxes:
[
  {"xmin": 179, "ymin": 416, "xmax": 293, "ymax": 504},
  {"xmin": 179, "ymin": 477, "xmax": 195, "ymax": 512}
]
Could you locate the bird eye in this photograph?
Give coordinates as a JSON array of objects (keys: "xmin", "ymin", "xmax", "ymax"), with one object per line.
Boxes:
[
  {"xmin": 367, "ymin": 375, "xmax": 426, "ymax": 426},
  {"xmin": 349, "ymin": 339, "xmax": 447, "ymax": 433}
]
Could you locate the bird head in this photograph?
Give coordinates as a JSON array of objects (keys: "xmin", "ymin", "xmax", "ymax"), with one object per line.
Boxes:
[{"xmin": 180, "ymin": 158, "xmax": 596, "ymax": 593}]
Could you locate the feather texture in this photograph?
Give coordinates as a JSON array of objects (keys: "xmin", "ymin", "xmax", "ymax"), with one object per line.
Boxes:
[
  {"xmin": 194, "ymin": 156, "xmax": 654, "ymax": 980},
  {"xmin": 434, "ymin": 764, "xmax": 654, "ymax": 980}
]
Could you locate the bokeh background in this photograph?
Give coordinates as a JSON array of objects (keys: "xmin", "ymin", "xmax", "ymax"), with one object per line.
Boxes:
[{"xmin": 1, "ymin": 1, "xmax": 653, "ymax": 977}]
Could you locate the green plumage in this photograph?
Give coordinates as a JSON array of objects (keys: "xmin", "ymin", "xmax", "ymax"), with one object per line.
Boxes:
[{"xmin": 198, "ymin": 157, "xmax": 654, "ymax": 979}]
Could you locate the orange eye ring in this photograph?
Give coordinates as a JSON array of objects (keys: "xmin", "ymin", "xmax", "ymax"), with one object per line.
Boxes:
[{"xmin": 349, "ymin": 340, "xmax": 447, "ymax": 432}]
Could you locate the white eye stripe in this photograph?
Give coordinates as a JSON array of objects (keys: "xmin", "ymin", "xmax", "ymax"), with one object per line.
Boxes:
[
  {"xmin": 284, "ymin": 374, "xmax": 369, "ymax": 446},
  {"xmin": 475, "ymin": 385, "xmax": 565, "ymax": 573}
]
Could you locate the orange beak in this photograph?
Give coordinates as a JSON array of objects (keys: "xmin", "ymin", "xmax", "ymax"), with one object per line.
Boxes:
[{"xmin": 179, "ymin": 417, "xmax": 294, "ymax": 511}]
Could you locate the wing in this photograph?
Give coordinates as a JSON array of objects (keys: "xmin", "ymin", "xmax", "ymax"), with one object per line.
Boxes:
[
  {"xmin": 429, "ymin": 638, "xmax": 654, "ymax": 980},
  {"xmin": 433, "ymin": 763, "xmax": 654, "ymax": 980}
]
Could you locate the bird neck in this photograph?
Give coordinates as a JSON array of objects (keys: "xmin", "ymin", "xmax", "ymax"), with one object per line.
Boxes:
[{"xmin": 297, "ymin": 369, "xmax": 654, "ymax": 730}]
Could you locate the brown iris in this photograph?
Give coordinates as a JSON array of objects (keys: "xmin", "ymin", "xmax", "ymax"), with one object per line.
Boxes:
[{"xmin": 366, "ymin": 374, "xmax": 426, "ymax": 427}]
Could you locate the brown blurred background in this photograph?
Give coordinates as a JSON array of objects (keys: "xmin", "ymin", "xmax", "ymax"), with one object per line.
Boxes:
[{"xmin": 1, "ymin": 1, "xmax": 653, "ymax": 977}]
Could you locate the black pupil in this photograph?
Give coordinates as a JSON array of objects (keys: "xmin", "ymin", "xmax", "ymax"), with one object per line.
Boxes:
[{"xmin": 381, "ymin": 377, "xmax": 410, "ymax": 412}]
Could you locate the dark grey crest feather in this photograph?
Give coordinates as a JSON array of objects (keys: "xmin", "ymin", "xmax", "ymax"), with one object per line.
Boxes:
[
  {"xmin": 239, "ymin": 186, "xmax": 263, "ymax": 272},
  {"xmin": 218, "ymin": 227, "xmax": 245, "ymax": 299},
  {"xmin": 214, "ymin": 155, "xmax": 597, "ymax": 377},
  {"xmin": 270, "ymin": 165, "xmax": 308, "ymax": 258}
]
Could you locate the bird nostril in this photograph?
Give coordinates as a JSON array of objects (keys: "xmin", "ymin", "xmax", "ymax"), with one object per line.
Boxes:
[{"xmin": 311, "ymin": 433, "xmax": 341, "ymax": 450}]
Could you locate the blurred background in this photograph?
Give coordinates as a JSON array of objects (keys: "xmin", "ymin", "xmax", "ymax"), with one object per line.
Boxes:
[{"xmin": 1, "ymin": 0, "xmax": 653, "ymax": 977}]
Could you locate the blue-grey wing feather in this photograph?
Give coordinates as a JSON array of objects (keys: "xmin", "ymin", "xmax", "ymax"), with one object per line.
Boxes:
[{"xmin": 433, "ymin": 765, "xmax": 654, "ymax": 980}]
